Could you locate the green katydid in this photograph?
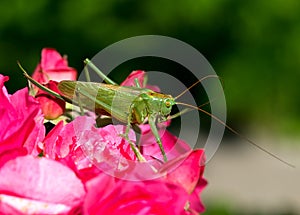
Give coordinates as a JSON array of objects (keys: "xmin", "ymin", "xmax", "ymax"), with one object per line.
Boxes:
[{"xmin": 18, "ymin": 60, "xmax": 294, "ymax": 167}]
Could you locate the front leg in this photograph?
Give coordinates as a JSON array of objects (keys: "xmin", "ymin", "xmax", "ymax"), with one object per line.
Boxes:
[
  {"xmin": 124, "ymin": 106, "xmax": 146, "ymax": 162},
  {"xmin": 149, "ymin": 114, "xmax": 168, "ymax": 162}
]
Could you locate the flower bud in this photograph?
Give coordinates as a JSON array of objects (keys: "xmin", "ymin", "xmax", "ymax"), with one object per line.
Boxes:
[{"xmin": 36, "ymin": 81, "xmax": 65, "ymax": 120}]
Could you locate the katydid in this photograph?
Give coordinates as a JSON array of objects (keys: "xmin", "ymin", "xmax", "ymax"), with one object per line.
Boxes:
[{"xmin": 18, "ymin": 60, "xmax": 294, "ymax": 167}]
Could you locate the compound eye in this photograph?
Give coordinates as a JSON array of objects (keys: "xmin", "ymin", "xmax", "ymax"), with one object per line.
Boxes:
[{"xmin": 165, "ymin": 101, "xmax": 171, "ymax": 108}]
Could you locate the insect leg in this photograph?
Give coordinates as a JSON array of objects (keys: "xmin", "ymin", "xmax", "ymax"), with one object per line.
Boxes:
[
  {"xmin": 84, "ymin": 58, "xmax": 118, "ymax": 85},
  {"xmin": 134, "ymin": 78, "xmax": 141, "ymax": 88},
  {"xmin": 149, "ymin": 115, "xmax": 168, "ymax": 162},
  {"xmin": 124, "ymin": 110, "xmax": 146, "ymax": 162},
  {"xmin": 84, "ymin": 64, "xmax": 91, "ymax": 82}
]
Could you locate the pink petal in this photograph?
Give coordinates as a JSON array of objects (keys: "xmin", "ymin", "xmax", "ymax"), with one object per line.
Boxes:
[
  {"xmin": 43, "ymin": 120, "xmax": 65, "ymax": 159},
  {"xmin": 43, "ymin": 116, "xmax": 95, "ymax": 159},
  {"xmin": 159, "ymin": 149, "xmax": 207, "ymax": 214},
  {"xmin": 0, "ymin": 149, "xmax": 27, "ymax": 168},
  {"xmin": 120, "ymin": 70, "xmax": 161, "ymax": 92},
  {"xmin": 79, "ymin": 125, "xmax": 137, "ymax": 173},
  {"xmin": 145, "ymin": 84, "xmax": 160, "ymax": 92},
  {"xmin": 163, "ymin": 149, "xmax": 206, "ymax": 194},
  {"xmin": 140, "ymin": 129, "xmax": 191, "ymax": 162},
  {"xmin": 188, "ymin": 178, "xmax": 207, "ymax": 214},
  {"xmin": 32, "ymin": 48, "xmax": 77, "ymax": 84},
  {"xmin": 0, "ymin": 75, "xmax": 45, "ymax": 155},
  {"xmin": 0, "ymin": 75, "xmax": 13, "ymax": 108},
  {"xmin": 32, "ymin": 64, "xmax": 48, "ymax": 84},
  {"xmin": 0, "ymin": 155, "xmax": 85, "ymax": 214},
  {"xmin": 121, "ymin": 70, "xmax": 146, "ymax": 87},
  {"xmin": 41, "ymin": 48, "xmax": 69, "ymax": 70},
  {"xmin": 46, "ymin": 69, "xmax": 77, "ymax": 82},
  {"xmin": 84, "ymin": 174, "xmax": 189, "ymax": 215},
  {"xmin": 42, "ymin": 116, "xmax": 102, "ymax": 182}
]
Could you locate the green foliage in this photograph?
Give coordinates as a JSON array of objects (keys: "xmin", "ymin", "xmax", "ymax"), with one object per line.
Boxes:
[{"xmin": 1, "ymin": 0, "xmax": 299, "ymax": 134}]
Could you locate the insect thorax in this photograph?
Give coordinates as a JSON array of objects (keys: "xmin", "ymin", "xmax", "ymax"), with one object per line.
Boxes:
[{"xmin": 134, "ymin": 92, "xmax": 175, "ymax": 121}]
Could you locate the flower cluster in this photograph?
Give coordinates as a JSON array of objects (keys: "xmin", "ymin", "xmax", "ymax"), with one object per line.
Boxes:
[{"xmin": 0, "ymin": 48, "xmax": 207, "ymax": 214}]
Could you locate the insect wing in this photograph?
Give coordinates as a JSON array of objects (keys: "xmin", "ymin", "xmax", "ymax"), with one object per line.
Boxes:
[{"xmin": 58, "ymin": 81, "xmax": 151, "ymax": 123}]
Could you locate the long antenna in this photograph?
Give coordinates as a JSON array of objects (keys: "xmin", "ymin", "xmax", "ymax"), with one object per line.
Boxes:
[
  {"xmin": 174, "ymin": 75, "xmax": 219, "ymax": 100},
  {"xmin": 176, "ymin": 102, "xmax": 295, "ymax": 168}
]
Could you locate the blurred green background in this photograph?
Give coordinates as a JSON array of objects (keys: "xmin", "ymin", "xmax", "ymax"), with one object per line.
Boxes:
[
  {"xmin": 0, "ymin": 0, "xmax": 299, "ymax": 214},
  {"xmin": 2, "ymin": 0, "xmax": 300, "ymax": 135}
]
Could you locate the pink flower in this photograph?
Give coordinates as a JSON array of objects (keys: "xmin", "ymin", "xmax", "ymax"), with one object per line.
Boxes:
[
  {"xmin": 41, "ymin": 116, "xmax": 139, "ymax": 180},
  {"xmin": 45, "ymin": 115, "xmax": 206, "ymax": 213},
  {"xmin": 82, "ymin": 150, "xmax": 207, "ymax": 214},
  {"xmin": 32, "ymin": 48, "xmax": 77, "ymax": 84},
  {"xmin": 42, "ymin": 116, "xmax": 101, "ymax": 182},
  {"xmin": 0, "ymin": 75, "xmax": 45, "ymax": 156},
  {"xmin": 35, "ymin": 81, "xmax": 66, "ymax": 120},
  {"xmin": 0, "ymin": 154, "xmax": 85, "ymax": 214},
  {"xmin": 42, "ymin": 116, "xmax": 138, "ymax": 181},
  {"xmin": 31, "ymin": 48, "xmax": 77, "ymax": 119}
]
